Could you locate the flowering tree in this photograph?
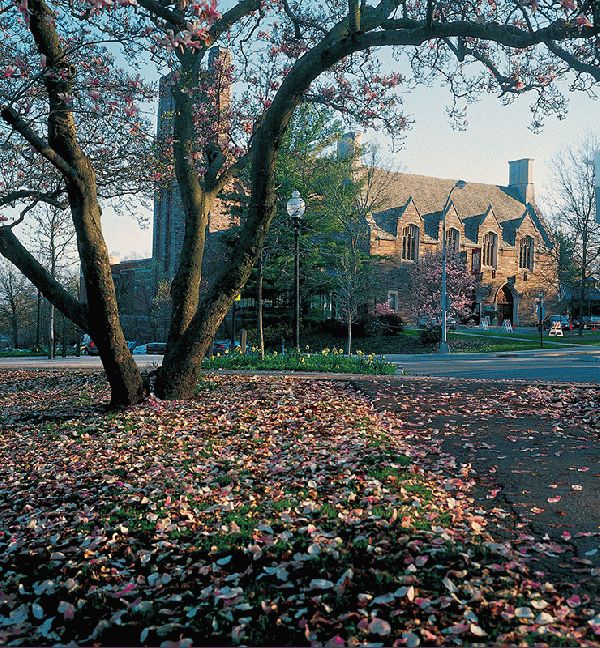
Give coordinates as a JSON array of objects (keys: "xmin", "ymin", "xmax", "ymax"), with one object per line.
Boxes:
[
  {"xmin": 0, "ymin": 0, "xmax": 155, "ymax": 405},
  {"xmin": 408, "ymin": 251, "xmax": 480, "ymax": 321},
  {"xmin": 0, "ymin": 0, "xmax": 599, "ymax": 403}
]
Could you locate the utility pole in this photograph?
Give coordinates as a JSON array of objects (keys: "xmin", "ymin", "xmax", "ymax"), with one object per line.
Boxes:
[{"xmin": 286, "ymin": 190, "xmax": 305, "ymax": 353}]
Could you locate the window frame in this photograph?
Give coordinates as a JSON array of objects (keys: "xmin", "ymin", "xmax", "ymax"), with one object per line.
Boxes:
[
  {"xmin": 482, "ymin": 231, "xmax": 498, "ymax": 269},
  {"xmin": 387, "ymin": 290, "xmax": 399, "ymax": 312},
  {"xmin": 401, "ymin": 223, "xmax": 419, "ymax": 261},
  {"xmin": 446, "ymin": 227, "xmax": 460, "ymax": 255},
  {"xmin": 519, "ymin": 235, "xmax": 534, "ymax": 271}
]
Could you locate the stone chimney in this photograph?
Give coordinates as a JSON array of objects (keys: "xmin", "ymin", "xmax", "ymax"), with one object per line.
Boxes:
[
  {"xmin": 337, "ymin": 132, "xmax": 363, "ymax": 161},
  {"xmin": 595, "ymin": 151, "xmax": 600, "ymax": 224},
  {"xmin": 508, "ymin": 158, "xmax": 535, "ymax": 204}
]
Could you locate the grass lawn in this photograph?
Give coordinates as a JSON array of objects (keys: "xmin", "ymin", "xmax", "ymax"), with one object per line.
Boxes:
[
  {"xmin": 446, "ymin": 329, "xmax": 600, "ymax": 353},
  {"xmin": 0, "ymin": 371, "xmax": 597, "ymax": 646}
]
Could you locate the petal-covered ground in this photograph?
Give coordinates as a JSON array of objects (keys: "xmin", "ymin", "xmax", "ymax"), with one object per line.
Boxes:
[{"xmin": 0, "ymin": 371, "xmax": 598, "ymax": 646}]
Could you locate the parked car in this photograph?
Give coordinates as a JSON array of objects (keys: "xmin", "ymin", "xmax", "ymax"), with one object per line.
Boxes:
[
  {"xmin": 543, "ymin": 315, "xmax": 570, "ymax": 331},
  {"xmin": 213, "ymin": 339, "xmax": 240, "ymax": 354},
  {"xmin": 81, "ymin": 334, "xmax": 99, "ymax": 355},
  {"xmin": 146, "ymin": 342, "xmax": 167, "ymax": 354},
  {"xmin": 132, "ymin": 344, "xmax": 147, "ymax": 355},
  {"xmin": 573, "ymin": 315, "xmax": 600, "ymax": 330}
]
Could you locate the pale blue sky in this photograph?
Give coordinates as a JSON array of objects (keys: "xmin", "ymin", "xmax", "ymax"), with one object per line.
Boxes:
[{"xmin": 102, "ymin": 77, "xmax": 598, "ymax": 259}]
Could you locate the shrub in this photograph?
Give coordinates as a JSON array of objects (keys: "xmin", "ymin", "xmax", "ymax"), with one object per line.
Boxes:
[
  {"xmin": 419, "ymin": 325, "xmax": 442, "ymax": 345},
  {"xmin": 366, "ymin": 303, "xmax": 404, "ymax": 336}
]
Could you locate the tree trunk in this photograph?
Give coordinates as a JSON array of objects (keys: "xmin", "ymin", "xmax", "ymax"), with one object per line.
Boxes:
[
  {"xmin": 11, "ymin": 308, "xmax": 18, "ymax": 349},
  {"xmin": 257, "ymin": 251, "xmax": 265, "ymax": 360},
  {"xmin": 165, "ymin": 50, "xmax": 215, "ymax": 348},
  {"xmin": 14, "ymin": 0, "xmax": 146, "ymax": 407},
  {"xmin": 61, "ymin": 312, "xmax": 67, "ymax": 357},
  {"xmin": 347, "ymin": 315, "xmax": 352, "ymax": 356},
  {"xmin": 72, "ymin": 177, "xmax": 147, "ymax": 406},
  {"xmin": 578, "ymin": 237, "xmax": 587, "ymax": 337},
  {"xmin": 155, "ymin": 27, "xmax": 397, "ymax": 399},
  {"xmin": 48, "ymin": 303, "xmax": 55, "ymax": 359},
  {"xmin": 35, "ymin": 289, "xmax": 41, "ymax": 350}
]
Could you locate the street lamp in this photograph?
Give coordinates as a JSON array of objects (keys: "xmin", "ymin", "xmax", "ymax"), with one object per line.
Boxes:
[
  {"xmin": 440, "ymin": 179, "xmax": 467, "ymax": 354},
  {"xmin": 287, "ymin": 190, "xmax": 305, "ymax": 352}
]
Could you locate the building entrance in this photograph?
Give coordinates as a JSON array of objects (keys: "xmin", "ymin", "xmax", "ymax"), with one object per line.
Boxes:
[{"xmin": 496, "ymin": 285, "xmax": 514, "ymax": 324}]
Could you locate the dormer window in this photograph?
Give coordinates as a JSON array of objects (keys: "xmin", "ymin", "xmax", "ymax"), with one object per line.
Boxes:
[
  {"xmin": 482, "ymin": 231, "xmax": 498, "ymax": 269},
  {"xmin": 401, "ymin": 224, "xmax": 419, "ymax": 261},
  {"xmin": 446, "ymin": 227, "xmax": 460, "ymax": 254},
  {"xmin": 519, "ymin": 235, "xmax": 534, "ymax": 271}
]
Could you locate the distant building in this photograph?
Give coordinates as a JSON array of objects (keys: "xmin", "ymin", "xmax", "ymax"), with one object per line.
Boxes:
[
  {"xmin": 110, "ymin": 47, "xmax": 243, "ymax": 340},
  {"xmin": 365, "ymin": 156, "xmax": 559, "ymax": 326},
  {"xmin": 152, "ymin": 47, "xmax": 238, "ymax": 283}
]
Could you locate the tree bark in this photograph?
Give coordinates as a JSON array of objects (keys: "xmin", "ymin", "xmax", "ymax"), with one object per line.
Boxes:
[
  {"xmin": 578, "ymin": 235, "xmax": 587, "ymax": 337},
  {"xmin": 4, "ymin": 0, "xmax": 146, "ymax": 407},
  {"xmin": 61, "ymin": 312, "xmax": 67, "ymax": 357},
  {"xmin": 165, "ymin": 50, "xmax": 215, "ymax": 347},
  {"xmin": 10, "ymin": 305, "xmax": 18, "ymax": 349},
  {"xmin": 48, "ymin": 303, "xmax": 55, "ymax": 359}
]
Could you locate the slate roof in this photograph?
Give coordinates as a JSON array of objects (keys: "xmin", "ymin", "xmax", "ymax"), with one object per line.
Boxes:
[
  {"xmin": 462, "ymin": 211, "xmax": 489, "ymax": 243},
  {"xmin": 422, "ymin": 211, "xmax": 443, "ymax": 240},
  {"xmin": 367, "ymin": 170, "xmax": 554, "ymax": 247}
]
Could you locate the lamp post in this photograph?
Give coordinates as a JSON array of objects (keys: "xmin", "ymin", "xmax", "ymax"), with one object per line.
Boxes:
[
  {"xmin": 440, "ymin": 179, "xmax": 467, "ymax": 354},
  {"xmin": 287, "ymin": 190, "xmax": 305, "ymax": 352}
]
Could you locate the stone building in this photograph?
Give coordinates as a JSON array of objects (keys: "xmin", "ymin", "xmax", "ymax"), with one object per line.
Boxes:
[
  {"xmin": 152, "ymin": 46, "xmax": 239, "ymax": 284},
  {"xmin": 110, "ymin": 47, "xmax": 242, "ymax": 340},
  {"xmin": 365, "ymin": 158, "xmax": 559, "ymax": 326}
]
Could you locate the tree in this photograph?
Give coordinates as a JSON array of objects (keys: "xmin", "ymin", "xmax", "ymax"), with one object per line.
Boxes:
[
  {"xmin": 28, "ymin": 205, "xmax": 77, "ymax": 357},
  {"xmin": 0, "ymin": 260, "xmax": 35, "ymax": 349},
  {"xmin": 0, "ymin": 0, "xmax": 154, "ymax": 405},
  {"xmin": 407, "ymin": 251, "xmax": 480, "ymax": 322},
  {"xmin": 547, "ymin": 135, "xmax": 600, "ymax": 335},
  {"xmin": 324, "ymin": 148, "xmax": 397, "ymax": 355},
  {"xmin": 251, "ymin": 104, "xmax": 350, "ymax": 350},
  {"xmin": 1, "ymin": 1, "xmax": 599, "ymax": 403}
]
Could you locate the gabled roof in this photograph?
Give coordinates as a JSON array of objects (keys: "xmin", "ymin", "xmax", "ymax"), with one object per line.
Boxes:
[
  {"xmin": 365, "ymin": 169, "xmax": 554, "ymax": 247},
  {"xmin": 423, "ymin": 211, "xmax": 443, "ymax": 240},
  {"xmin": 370, "ymin": 197, "xmax": 419, "ymax": 238},
  {"xmin": 499, "ymin": 216, "xmax": 524, "ymax": 246}
]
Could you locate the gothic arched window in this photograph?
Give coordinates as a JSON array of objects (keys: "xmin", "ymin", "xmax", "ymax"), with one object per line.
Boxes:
[
  {"xmin": 446, "ymin": 227, "xmax": 460, "ymax": 254},
  {"xmin": 482, "ymin": 231, "xmax": 498, "ymax": 268},
  {"xmin": 519, "ymin": 235, "xmax": 534, "ymax": 271},
  {"xmin": 401, "ymin": 224, "xmax": 419, "ymax": 261}
]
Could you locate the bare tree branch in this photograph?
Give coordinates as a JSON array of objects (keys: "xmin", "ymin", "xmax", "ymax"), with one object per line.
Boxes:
[
  {"xmin": 0, "ymin": 107, "xmax": 78, "ymax": 180},
  {"xmin": 0, "ymin": 226, "xmax": 89, "ymax": 331}
]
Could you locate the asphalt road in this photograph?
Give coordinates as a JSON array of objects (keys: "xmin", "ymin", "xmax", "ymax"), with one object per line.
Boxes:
[
  {"xmin": 0, "ymin": 355, "xmax": 164, "ymax": 370},
  {"xmin": 385, "ymin": 347, "xmax": 600, "ymax": 383},
  {"xmin": 0, "ymin": 348, "xmax": 598, "ymax": 383}
]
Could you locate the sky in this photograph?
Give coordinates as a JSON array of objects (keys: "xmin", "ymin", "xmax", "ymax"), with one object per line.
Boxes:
[{"xmin": 102, "ymin": 72, "xmax": 598, "ymax": 260}]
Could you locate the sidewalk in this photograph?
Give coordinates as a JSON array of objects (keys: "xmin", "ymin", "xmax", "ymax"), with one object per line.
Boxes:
[
  {"xmin": 383, "ymin": 345, "xmax": 600, "ymax": 362},
  {"xmin": 455, "ymin": 329, "xmax": 579, "ymax": 346}
]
